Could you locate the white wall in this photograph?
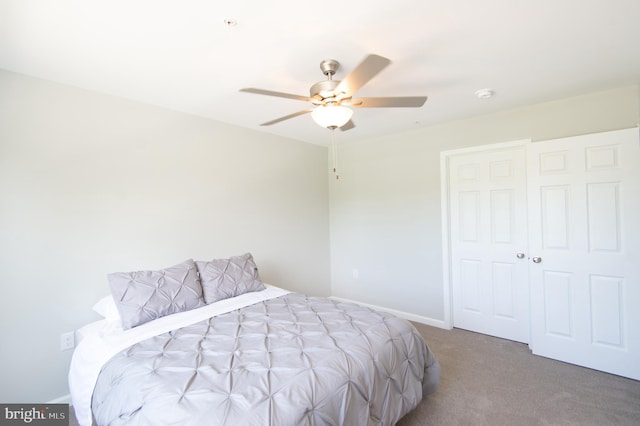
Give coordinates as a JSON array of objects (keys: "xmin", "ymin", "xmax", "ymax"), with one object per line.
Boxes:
[
  {"xmin": 2, "ymin": 68, "xmax": 637, "ymax": 403},
  {"xmin": 0, "ymin": 70, "xmax": 330, "ymax": 402},
  {"xmin": 329, "ymin": 86, "xmax": 639, "ymax": 323}
]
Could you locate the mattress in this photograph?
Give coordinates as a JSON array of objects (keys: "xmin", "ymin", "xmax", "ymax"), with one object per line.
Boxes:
[{"xmin": 70, "ymin": 287, "xmax": 439, "ymax": 425}]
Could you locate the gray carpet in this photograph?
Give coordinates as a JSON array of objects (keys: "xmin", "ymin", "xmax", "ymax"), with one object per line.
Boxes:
[
  {"xmin": 398, "ymin": 323, "xmax": 640, "ymax": 426},
  {"xmin": 69, "ymin": 323, "xmax": 640, "ymax": 425}
]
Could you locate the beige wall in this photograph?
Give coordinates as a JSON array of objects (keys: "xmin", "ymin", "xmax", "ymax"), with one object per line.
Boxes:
[
  {"xmin": 0, "ymin": 70, "xmax": 330, "ymax": 402},
  {"xmin": 329, "ymin": 86, "xmax": 639, "ymax": 322}
]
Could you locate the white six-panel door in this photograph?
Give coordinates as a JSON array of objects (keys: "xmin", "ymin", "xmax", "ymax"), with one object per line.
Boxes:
[
  {"xmin": 445, "ymin": 128, "xmax": 640, "ymax": 379},
  {"xmin": 527, "ymin": 128, "xmax": 640, "ymax": 379},
  {"xmin": 448, "ymin": 144, "xmax": 530, "ymax": 343}
]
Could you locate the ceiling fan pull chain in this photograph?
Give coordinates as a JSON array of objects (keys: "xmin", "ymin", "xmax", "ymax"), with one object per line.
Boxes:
[{"xmin": 331, "ymin": 128, "xmax": 339, "ymax": 180}]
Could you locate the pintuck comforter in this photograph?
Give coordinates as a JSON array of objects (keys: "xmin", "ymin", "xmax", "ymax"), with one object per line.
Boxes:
[{"xmin": 89, "ymin": 292, "xmax": 439, "ymax": 425}]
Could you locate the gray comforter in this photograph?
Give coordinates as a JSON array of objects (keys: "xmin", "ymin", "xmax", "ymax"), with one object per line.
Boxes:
[{"xmin": 92, "ymin": 293, "xmax": 439, "ymax": 425}]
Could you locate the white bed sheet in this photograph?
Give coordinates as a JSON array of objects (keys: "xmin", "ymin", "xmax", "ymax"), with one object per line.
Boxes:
[{"xmin": 69, "ymin": 285, "xmax": 290, "ymax": 426}]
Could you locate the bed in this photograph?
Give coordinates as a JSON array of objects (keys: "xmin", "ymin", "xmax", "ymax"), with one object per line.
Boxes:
[{"xmin": 69, "ymin": 255, "xmax": 439, "ymax": 425}]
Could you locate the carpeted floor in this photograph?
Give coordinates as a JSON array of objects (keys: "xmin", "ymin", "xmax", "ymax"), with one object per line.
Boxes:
[
  {"xmin": 69, "ymin": 323, "xmax": 640, "ymax": 425},
  {"xmin": 398, "ymin": 323, "xmax": 640, "ymax": 426}
]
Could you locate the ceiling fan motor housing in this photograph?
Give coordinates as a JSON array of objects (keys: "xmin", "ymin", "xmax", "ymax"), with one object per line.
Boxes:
[
  {"xmin": 310, "ymin": 59, "xmax": 347, "ymax": 103},
  {"xmin": 310, "ymin": 80, "xmax": 341, "ymax": 102}
]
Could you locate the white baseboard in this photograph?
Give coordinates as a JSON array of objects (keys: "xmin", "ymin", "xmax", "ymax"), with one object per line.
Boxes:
[
  {"xmin": 329, "ymin": 296, "xmax": 449, "ymax": 329},
  {"xmin": 48, "ymin": 394, "xmax": 71, "ymax": 404}
]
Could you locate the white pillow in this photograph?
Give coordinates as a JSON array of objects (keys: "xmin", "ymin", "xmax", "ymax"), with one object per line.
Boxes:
[{"xmin": 92, "ymin": 295, "xmax": 121, "ymax": 321}]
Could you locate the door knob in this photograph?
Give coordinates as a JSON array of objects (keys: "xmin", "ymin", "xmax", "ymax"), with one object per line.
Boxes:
[
  {"xmin": 532, "ymin": 256, "xmax": 542, "ymax": 263},
  {"xmin": 516, "ymin": 252, "xmax": 525, "ymax": 259}
]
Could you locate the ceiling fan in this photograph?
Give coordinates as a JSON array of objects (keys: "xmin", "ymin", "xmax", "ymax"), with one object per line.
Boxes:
[{"xmin": 240, "ymin": 54, "xmax": 427, "ymax": 130}]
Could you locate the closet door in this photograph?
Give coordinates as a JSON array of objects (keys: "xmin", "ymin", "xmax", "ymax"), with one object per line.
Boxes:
[
  {"xmin": 527, "ymin": 128, "xmax": 640, "ymax": 380},
  {"xmin": 449, "ymin": 145, "xmax": 529, "ymax": 343}
]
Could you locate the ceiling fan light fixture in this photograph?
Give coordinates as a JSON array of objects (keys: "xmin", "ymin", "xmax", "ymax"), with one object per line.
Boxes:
[{"xmin": 311, "ymin": 104, "xmax": 353, "ymax": 128}]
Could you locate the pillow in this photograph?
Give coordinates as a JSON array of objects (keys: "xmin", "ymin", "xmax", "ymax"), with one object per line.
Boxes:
[
  {"xmin": 195, "ymin": 253, "xmax": 265, "ymax": 304},
  {"xmin": 107, "ymin": 259, "xmax": 205, "ymax": 329},
  {"xmin": 92, "ymin": 295, "xmax": 120, "ymax": 321}
]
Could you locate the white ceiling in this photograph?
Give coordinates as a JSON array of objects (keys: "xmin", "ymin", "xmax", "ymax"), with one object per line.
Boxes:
[{"xmin": 1, "ymin": 0, "xmax": 639, "ymax": 146}]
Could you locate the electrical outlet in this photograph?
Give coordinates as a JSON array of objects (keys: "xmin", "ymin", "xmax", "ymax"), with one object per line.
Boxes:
[{"xmin": 60, "ymin": 331, "xmax": 75, "ymax": 351}]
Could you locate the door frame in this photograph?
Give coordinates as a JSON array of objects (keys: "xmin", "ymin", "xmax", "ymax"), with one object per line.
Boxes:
[{"xmin": 440, "ymin": 139, "xmax": 531, "ymax": 329}]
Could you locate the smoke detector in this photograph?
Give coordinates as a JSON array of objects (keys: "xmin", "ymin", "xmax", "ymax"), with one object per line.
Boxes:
[{"xmin": 475, "ymin": 88, "xmax": 495, "ymax": 99}]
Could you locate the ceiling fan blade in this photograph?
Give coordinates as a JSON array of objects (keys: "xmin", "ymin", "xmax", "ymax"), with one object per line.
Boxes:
[
  {"xmin": 334, "ymin": 54, "xmax": 391, "ymax": 97},
  {"xmin": 350, "ymin": 96, "xmax": 427, "ymax": 108},
  {"xmin": 259, "ymin": 109, "xmax": 314, "ymax": 126},
  {"xmin": 339, "ymin": 120, "xmax": 355, "ymax": 131},
  {"xmin": 240, "ymin": 88, "xmax": 312, "ymax": 102}
]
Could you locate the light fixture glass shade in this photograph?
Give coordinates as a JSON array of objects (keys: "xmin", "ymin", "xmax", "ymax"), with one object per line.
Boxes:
[{"xmin": 311, "ymin": 104, "xmax": 353, "ymax": 128}]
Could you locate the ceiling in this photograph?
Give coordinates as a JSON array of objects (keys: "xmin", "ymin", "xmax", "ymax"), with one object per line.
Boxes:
[{"xmin": 1, "ymin": 0, "xmax": 639, "ymax": 146}]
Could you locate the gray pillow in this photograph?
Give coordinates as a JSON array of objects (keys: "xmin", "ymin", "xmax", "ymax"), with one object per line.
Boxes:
[
  {"xmin": 195, "ymin": 253, "xmax": 265, "ymax": 304},
  {"xmin": 107, "ymin": 259, "xmax": 205, "ymax": 329}
]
